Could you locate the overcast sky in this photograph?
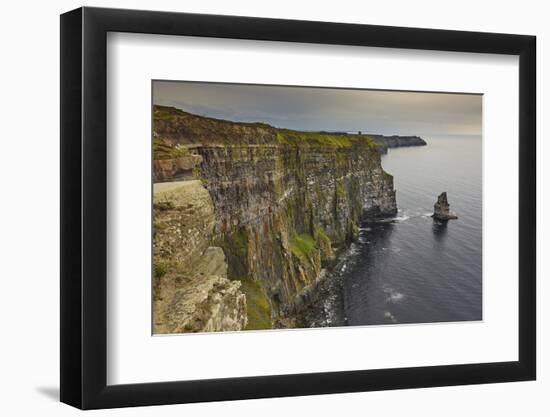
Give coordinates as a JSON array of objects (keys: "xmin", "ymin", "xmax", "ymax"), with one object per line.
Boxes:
[{"xmin": 153, "ymin": 81, "xmax": 482, "ymax": 137}]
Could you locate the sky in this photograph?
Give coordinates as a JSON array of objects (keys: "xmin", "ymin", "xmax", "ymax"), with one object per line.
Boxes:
[{"xmin": 153, "ymin": 81, "xmax": 482, "ymax": 137}]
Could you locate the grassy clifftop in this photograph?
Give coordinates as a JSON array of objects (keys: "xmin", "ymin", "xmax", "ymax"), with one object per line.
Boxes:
[{"xmin": 153, "ymin": 105, "xmax": 379, "ymax": 151}]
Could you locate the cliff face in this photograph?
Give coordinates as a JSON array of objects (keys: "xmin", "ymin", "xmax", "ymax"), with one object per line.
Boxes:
[
  {"xmin": 153, "ymin": 106, "xmax": 397, "ymax": 331},
  {"xmin": 153, "ymin": 181, "xmax": 247, "ymax": 333}
]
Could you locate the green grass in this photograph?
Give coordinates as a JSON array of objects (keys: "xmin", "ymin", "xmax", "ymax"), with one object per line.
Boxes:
[
  {"xmin": 277, "ymin": 130, "xmax": 353, "ymax": 148},
  {"xmin": 314, "ymin": 226, "xmax": 331, "ymax": 248},
  {"xmin": 152, "ymin": 104, "xmax": 380, "ymax": 150},
  {"xmin": 335, "ymin": 180, "xmax": 347, "ymax": 199},
  {"xmin": 276, "ymin": 129, "xmax": 379, "ymax": 150},
  {"xmin": 154, "ymin": 105, "xmax": 271, "ymax": 129},
  {"xmin": 367, "ymin": 138, "xmax": 381, "ymax": 152},
  {"xmin": 238, "ymin": 277, "xmax": 272, "ymax": 330},
  {"xmin": 290, "ymin": 233, "xmax": 317, "ymax": 261}
]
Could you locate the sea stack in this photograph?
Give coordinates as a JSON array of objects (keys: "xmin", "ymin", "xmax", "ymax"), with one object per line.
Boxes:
[{"xmin": 432, "ymin": 192, "xmax": 458, "ymax": 221}]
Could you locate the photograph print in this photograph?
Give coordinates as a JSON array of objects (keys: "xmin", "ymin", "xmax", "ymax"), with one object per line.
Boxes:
[{"xmin": 152, "ymin": 81, "xmax": 482, "ymax": 334}]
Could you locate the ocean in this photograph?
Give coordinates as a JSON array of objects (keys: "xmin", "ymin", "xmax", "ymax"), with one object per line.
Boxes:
[{"xmin": 300, "ymin": 135, "xmax": 483, "ymax": 327}]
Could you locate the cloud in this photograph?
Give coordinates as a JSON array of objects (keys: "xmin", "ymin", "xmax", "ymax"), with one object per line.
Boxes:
[{"xmin": 153, "ymin": 81, "xmax": 482, "ymax": 137}]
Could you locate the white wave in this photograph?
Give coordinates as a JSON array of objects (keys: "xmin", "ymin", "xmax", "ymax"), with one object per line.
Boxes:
[
  {"xmin": 384, "ymin": 311, "xmax": 398, "ymax": 323},
  {"xmin": 393, "ymin": 215, "xmax": 410, "ymax": 222},
  {"xmin": 384, "ymin": 288, "xmax": 405, "ymax": 303}
]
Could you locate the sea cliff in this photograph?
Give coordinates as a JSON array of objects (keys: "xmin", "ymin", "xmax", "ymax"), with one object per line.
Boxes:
[
  {"xmin": 153, "ymin": 106, "xmax": 398, "ymax": 332},
  {"xmin": 368, "ymin": 134, "xmax": 427, "ymax": 154}
]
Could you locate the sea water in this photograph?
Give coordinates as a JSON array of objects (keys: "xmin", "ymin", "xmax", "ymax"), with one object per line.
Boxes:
[{"xmin": 301, "ymin": 135, "xmax": 483, "ymax": 327}]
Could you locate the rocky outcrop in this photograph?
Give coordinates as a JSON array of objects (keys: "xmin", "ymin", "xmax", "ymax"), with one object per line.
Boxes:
[
  {"xmin": 153, "ymin": 180, "xmax": 247, "ymax": 333},
  {"xmin": 153, "ymin": 106, "xmax": 398, "ymax": 331},
  {"xmin": 368, "ymin": 134, "xmax": 427, "ymax": 154},
  {"xmin": 153, "ymin": 154, "xmax": 202, "ymax": 182},
  {"xmin": 432, "ymin": 192, "xmax": 458, "ymax": 221}
]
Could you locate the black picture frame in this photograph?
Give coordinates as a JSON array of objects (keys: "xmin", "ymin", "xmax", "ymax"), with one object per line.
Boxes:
[{"xmin": 60, "ymin": 6, "xmax": 536, "ymax": 410}]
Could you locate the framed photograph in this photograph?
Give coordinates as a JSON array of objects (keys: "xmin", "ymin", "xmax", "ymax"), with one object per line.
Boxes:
[{"xmin": 60, "ymin": 7, "xmax": 536, "ymax": 409}]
